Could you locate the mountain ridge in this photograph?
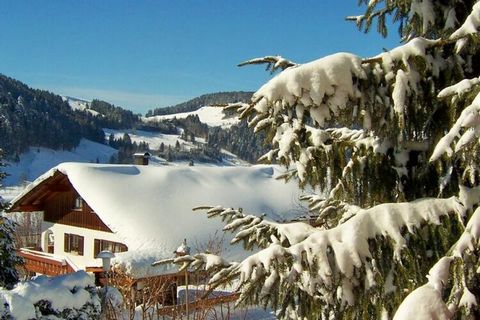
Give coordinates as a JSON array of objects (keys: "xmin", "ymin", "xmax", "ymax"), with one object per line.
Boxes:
[{"xmin": 146, "ymin": 91, "xmax": 253, "ymax": 117}]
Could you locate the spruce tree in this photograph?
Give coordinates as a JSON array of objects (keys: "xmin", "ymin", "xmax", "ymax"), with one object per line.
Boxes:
[
  {"xmin": 0, "ymin": 150, "xmax": 23, "ymax": 289},
  {"xmin": 168, "ymin": 1, "xmax": 480, "ymax": 319}
]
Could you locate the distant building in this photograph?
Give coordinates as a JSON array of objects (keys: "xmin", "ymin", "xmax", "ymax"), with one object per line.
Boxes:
[{"xmin": 133, "ymin": 152, "xmax": 150, "ymax": 165}]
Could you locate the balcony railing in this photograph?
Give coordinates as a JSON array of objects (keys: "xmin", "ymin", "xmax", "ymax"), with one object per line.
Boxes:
[{"xmin": 18, "ymin": 248, "xmax": 77, "ymax": 276}]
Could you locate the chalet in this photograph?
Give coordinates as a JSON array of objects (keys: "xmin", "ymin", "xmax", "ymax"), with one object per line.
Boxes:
[{"xmin": 8, "ymin": 162, "xmax": 301, "ymax": 312}]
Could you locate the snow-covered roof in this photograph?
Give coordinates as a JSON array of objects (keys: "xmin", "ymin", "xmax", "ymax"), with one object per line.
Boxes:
[{"xmin": 11, "ymin": 162, "xmax": 303, "ymax": 276}]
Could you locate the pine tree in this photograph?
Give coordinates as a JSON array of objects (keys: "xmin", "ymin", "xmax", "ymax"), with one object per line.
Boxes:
[
  {"xmin": 0, "ymin": 149, "xmax": 23, "ymax": 289},
  {"xmin": 169, "ymin": 2, "xmax": 480, "ymax": 319}
]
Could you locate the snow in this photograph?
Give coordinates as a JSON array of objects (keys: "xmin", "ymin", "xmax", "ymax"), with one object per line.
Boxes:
[
  {"xmin": 410, "ymin": 0, "xmax": 435, "ymax": 35},
  {"xmin": 0, "ymin": 271, "xmax": 99, "ymax": 319},
  {"xmin": 251, "ymin": 53, "xmax": 366, "ymax": 128},
  {"xmin": 143, "ymin": 106, "xmax": 240, "ymax": 128},
  {"xmin": 450, "ymin": 2, "xmax": 480, "ymax": 52},
  {"xmin": 392, "ymin": 69, "xmax": 410, "ymax": 115},
  {"xmin": 459, "ymin": 287, "xmax": 477, "ymax": 310},
  {"xmin": 11, "ymin": 163, "xmax": 303, "ymax": 278},
  {"xmin": 393, "ymin": 283, "xmax": 451, "ymax": 320},
  {"xmin": 0, "ymin": 186, "xmax": 24, "ymax": 204},
  {"xmin": 2, "ymin": 139, "xmax": 117, "ymax": 186},
  {"xmin": 379, "ymin": 37, "xmax": 436, "ymax": 73},
  {"xmin": 176, "ymin": 239, "xmax": 191, "ymax": 255},
  {"xmin": 438, "ymin": 77, "xmax": 480, "ymax": 99}
]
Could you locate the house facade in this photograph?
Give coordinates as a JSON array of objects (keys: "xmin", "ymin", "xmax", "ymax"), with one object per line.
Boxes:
[{"xmin": 9, "ymin": 170, "xmax": 128, "ymax": 273}]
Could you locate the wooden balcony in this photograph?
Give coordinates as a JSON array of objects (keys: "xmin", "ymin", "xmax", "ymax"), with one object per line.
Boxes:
[{"xmin": 18, "ymin": 248, "xmax": 77, "ymax": 276}]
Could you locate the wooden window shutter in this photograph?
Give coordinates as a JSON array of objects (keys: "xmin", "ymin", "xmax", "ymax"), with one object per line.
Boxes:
[
  {"xmin": 64, "ymin": 233, "xmax": 70, "ymax": 252},
  {"xmin": 94, "ymin": 239, "xmax": 100, "ymax": 258},
  {"xmin": 78, "ymin": 235, "xmax": 84, "ymax": 256}
]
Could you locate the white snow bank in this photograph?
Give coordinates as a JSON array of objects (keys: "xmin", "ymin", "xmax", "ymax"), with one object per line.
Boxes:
[{"xmin": 0, "ymin": 271, "xmax": 99, "ymax": 319}]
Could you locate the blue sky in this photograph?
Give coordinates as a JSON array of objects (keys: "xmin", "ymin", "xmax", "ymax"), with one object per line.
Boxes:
[{"xmin": 0, "ymin": 1, "xmax": 400, "ymax": 114}]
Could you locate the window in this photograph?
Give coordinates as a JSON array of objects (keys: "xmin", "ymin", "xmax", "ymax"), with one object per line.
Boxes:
[
  {"xmin": 94, "ymin": 239, "xmax": 128, "ymax": 258},
  {"xmin": 64, "ymin": 233, "xmax": 84, "ymax": 256},
  {"xmin": 74, "ymin": 196, "xmax": 83, "ymax": 210}
]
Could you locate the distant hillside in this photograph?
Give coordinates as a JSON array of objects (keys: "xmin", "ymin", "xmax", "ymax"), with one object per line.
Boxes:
[
  {"xmin": 0, "ymin": 75, "xmax": 104, "ymax": 159},
  {"xmin": 88, "ymin": 99, "xmax": 140, "ymax": 129},
  {"xmin": 0, "ymin": 74, "xmax": 263, "ymax": 167},
  {"xmin": 146, "ymin": 91, "xmax": 253, "ymax": 117},
  {"xmin": 64, "ymin": 97, "xmax": 141, "ymax": 129}
]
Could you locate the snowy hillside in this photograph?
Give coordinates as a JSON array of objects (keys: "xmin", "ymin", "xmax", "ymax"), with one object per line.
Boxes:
[
  {"xmin": 104, "ymin": 128, "xmax": 248, "ymax": 166},
  {"xmin": 3, "ymin": 139, "xmax": 117, "ymax": 186},
  {"xmin": 143, "ymin": 106, "xmax": 240, "ymax": 128},
  {"xmin": 62, "ymin": 96, "xmax": 101, "ymax": 116}
]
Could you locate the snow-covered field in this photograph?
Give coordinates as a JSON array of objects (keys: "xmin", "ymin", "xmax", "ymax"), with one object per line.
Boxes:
[
  {"xmin": 143, "ymin": 106, "xmax": 240, "ymax": 128},
  {"xmin": 2, "ymin": 139, "xmax": 117, "ymax": 186},
  {"xmin": 104, "ymin": 128, "xmax": 184, "ymax": 150}
]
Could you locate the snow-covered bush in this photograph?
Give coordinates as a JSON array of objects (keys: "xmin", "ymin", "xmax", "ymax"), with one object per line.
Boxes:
[
  {"xmin": 170, "ymin": 1, "xmax": 480, "ymax": 319},
  {"xmin": 0, "ymin": 271, "xmax": 101, "ymax": 319}
]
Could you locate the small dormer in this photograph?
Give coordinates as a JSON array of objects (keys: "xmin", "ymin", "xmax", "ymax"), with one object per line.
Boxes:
[{"xmin": 134, "ymin": 152, "xmax": 151, "ymax": 165}]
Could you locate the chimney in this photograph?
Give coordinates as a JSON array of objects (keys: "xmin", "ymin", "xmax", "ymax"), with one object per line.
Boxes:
[{"xmin": 134, "ymin": 152, "xmax": 150, "ymax": 165}]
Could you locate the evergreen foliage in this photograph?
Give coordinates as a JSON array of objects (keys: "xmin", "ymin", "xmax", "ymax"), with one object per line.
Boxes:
[
  {"xmin": 89, "ymin": 99, "xmax": 140, "ymax": 129},
  {"xmin": 172, "ymin": 1, "xmax": 480, "ymax": 319},
  {"xmin": 0, "ymin": 149, "xmax": 23, "ymax": 289},
  {"xmin": 0, "ymin": 75, "xmax": 104, "ymax": 158},
  {"xmin": 207, "ymin": 120, "xmax": 269, "ymax": 164}
]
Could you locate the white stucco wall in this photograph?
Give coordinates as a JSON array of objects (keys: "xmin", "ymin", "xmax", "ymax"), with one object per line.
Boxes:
[{"xmin": 41, "ymin": 221, "xmax": 124, "ymax": 270}]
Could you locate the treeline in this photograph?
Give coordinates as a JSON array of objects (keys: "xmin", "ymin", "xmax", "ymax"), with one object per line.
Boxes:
[
  {"xmin": 89, "ymin": 99, "xmax": 140, "ymax": 129},
  {"xmin": 207, "ymin": 120, "xmax": 269, "ymax": 163},
  {"xmin": 157, "ymin": 141, "xmax": 223, "ymax": 164},
  {"xmin": 146, "ymin": 91, "xmax": 253, "ymax": 117},
  {"xmin": 0, "ymin": 75, "xmax": 104, "ymax": 158},
  {"xmin": 107, "ymin": 133, "xmax": 149, "ymax": 164}
]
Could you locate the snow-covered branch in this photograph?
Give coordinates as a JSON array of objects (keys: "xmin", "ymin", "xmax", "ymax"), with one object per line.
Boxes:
[
  {"xmin": 238, "ymin": 55, "xmax": 298, "ymax": 74},
  {"xmin": 430, "ymin": 91, "xmax": 480, "ymax": 161},
  {"xmin": 152, "ymin": 252, "xmax": 232, "ymax": 273},
  {"xmin": 194, "ymin": 206, "xmax": 316, "ymax": 249},
  {"xmin": 200, "ymin": 197, "xmax": 465, "ymax": 317}
]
